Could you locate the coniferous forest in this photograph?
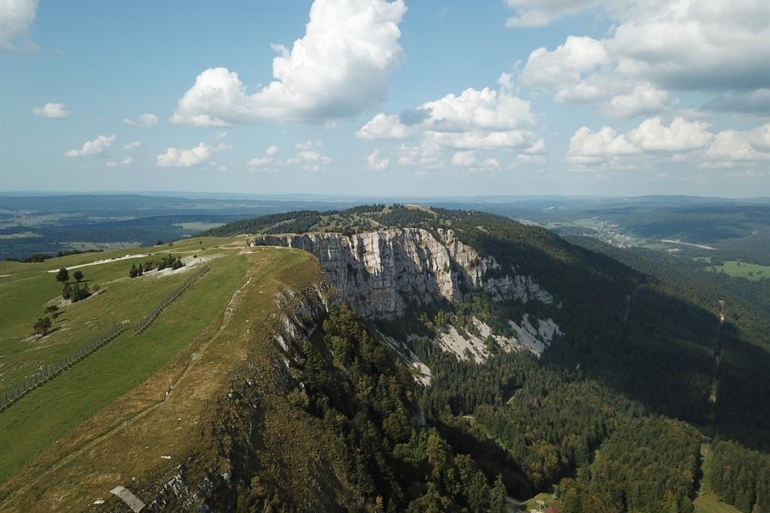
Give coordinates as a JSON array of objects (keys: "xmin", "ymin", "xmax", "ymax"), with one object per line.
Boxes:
[{"xmin": 208, "ymin": 205, "xmax": 770, "ymax": 513}]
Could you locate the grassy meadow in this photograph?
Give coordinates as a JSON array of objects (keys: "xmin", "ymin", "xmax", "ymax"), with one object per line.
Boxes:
[
  {"xmin": 0, "ymin": 238, "xmax": 243, "ymax": 482},
  {"xmin": 0, "ymin": 236, "xmax": 325, "ymax": 512},
  {"xmin": 705, "ymin": 260, "xmax": 770, "ymax": 281}
]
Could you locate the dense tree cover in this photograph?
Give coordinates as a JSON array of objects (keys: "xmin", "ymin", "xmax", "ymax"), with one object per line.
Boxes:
[
  {"xmin": 344, "ymin": 204, "xmax": 386, "ymax": 214},
  {"xmin": 293, "ymin": 306, "xmax": 504, "ymax": 512},
  {"xmin": 5, "ymin": 253, "xmax": 55, "ymax": 263},
  {"xmin": 129, "ymin": 254, "xmax": 185, "ymax": 277},
  {"xmin": 570, "ymin": 284, "xmax": 716, "ymax": 424},
  {"xmin": 709, "ymin": 440, "xmax": 770, "ymax": 513},
  {"xmin": 423, "ymin": 350, "xmax": 639, "ymax": 488},
  {"xmin": 376, "ymin": 208, "xmax": 436, "ymax": 228},
  {"xmin": 474, "ymin": 375, "xmax": 645, "ymax": 491},
  {"xmin": 711, "ymin": 226, "xmax": 770, "ymax": 266},
  {"xmin": 412, "ymin": 215, "xmax": 767, "ymax": 511},
  {"xmin": 568, "ymin": 416, "xmax": 700, "ymax": 513},
  {"xmin": 205, "ymin": 210, "xmax": 328, "ymax": 236},
  {"xmin": 713, "ymin": 332, "xmax": 770, "ymax": 452},
  {"xmin": 567, "ymin": 236, "xmax": 770, "ymax": 350},
  {"xmin": 419, "ymin": 347, "xmax": 703, "ymax": 511},
  {"xmin": 209, "ymin": 205, "xmax": 770, "ymax": 511},
  {"xmin": 421, "ymin": 350, "xmax": 536, "ymax": 417},
  {"xmin": 55, "ymin": 268, "xmax": 92, "ymax": 302},
  {"xmin": 694, "ymin": 267, "xmax": 770, "ymax": 316},
  {"xmin": 566, "ymin": 236, "xmax": 770, "ymax": 452},
  {"xmin": 3, "ymin": 248, "xmax": 103, "ymax": 263}
]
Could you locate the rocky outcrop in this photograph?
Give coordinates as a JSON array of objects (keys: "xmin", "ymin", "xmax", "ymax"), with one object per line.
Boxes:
[
  {"xmin": 249, "ymin": 228, "xmax": 554, "ymax": 320},
  {"xmin": 433, "ymin": 315, "xmax": 562, "ymax": 362}
]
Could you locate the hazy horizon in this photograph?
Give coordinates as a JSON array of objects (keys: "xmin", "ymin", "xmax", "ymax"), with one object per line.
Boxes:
[{"xmin": 2, "ymin": 190, "xmax": 769, "ymax": 202}]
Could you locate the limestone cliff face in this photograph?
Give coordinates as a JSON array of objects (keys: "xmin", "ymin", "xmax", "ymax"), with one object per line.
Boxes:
[{"xmin": 249, "ymin": 228, "xmax": 553, "ymax": 319}]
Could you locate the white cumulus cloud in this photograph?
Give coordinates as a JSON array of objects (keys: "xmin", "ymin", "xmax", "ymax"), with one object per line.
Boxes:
[
  {"xmin": 359, "ymin": 73, "xmax": 544, "ymax": 172},
  {"xmin": 518, "ymin": 0, "xmax": 770, "ymax": 118},
  {"xmin": 123, "ymin": 141, "xmax": 141, "ymax": 151},
  {"xmin": 32, "ymin": 102, "xmax": 69, "ymax": 119},
  {"xmin": 397, "ymin": 141, "xmax": 444, "ymax": 172},
  {"xmin": 124, "ymin": 113, "xmax": 159, "ymax": 127},
  {"xmin": 360, "ymin": 74, "xmax": 537, "ymax": 141},
  {"xmin": 357, "ymin": 113, "xmax": 416, "ymax": 140},
  {"xmin": 284, "ymin": 140, "xmax": 332, "ymax": 172},
  {"xmin": 156, "ymin": 142, "xmax": 229, "ymax": 168},
  {"xmin": 568, "ymin": 127, "xmax": 638, "ymax": 161},
  {"xmin": 248, "ymin": 146, "xmax": 281, "ymax": 171},
  {"xmin": 0, "ymin": 0, "xmax": 38, "ymax": 50},
  {"xmin": 451, "ymin": 150, "xmax": 500, "ymax": 173},
  {"xmin": 626, "ymin": 117, "xmax": 714, "ymax": 152},
  {"xmin": 65, "ymin": 135, "xmax": 116, "ymax": 158},
  {"xmin": 420, "ymin": 81, "xmax": 535, "ymax": 132},
  {"xmin": 427, "ymin": 130, "xmax": 541, "ymax": 151},
  {"xmin": 106, "ymin": 157, "xmax": 134, "ymax": 169},
  {"xmin": 171, "ymin": 0, "xmax": 406, "ymax": 126},
  {"xmin": 248, "ymin": 146, "xmax": 280, "ymax": 171},
  {"xmin": 745, "ymin": 123, "xmax": 770, "ymax": 151},
  {"xmin": 504, "ymin": 0, "xmax": 601, "ymax": 27},
  {"xmin": 568, "ymin": 117, "xmax": 770, "ymax": 170},
  {"xmin": 366, "ymin": 149, "xmax": 390, "ymax": 171},
  {"xmin": 705, "ymin": 130, "xmax": 770, "ymax": 164}
]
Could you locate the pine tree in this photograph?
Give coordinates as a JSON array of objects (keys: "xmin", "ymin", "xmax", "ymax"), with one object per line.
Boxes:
[
  {"xmin": 55, "ymin": 268, "xmax": 69, "ymax": 284},
  {"xmin": 33, "ymin": 316, "xmax": 52, "ymax": 336},
  {"xmin": 490, "ymin": 475, "xmax": 507, "ymax": 513}
]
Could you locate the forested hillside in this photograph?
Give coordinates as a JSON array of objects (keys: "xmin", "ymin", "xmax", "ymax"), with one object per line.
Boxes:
[{"xmin": 205, "ymin": 205, "xmax": 770, "ymax": 512}]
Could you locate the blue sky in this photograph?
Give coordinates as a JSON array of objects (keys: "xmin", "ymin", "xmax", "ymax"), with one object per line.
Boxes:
[{"xmin": 1, "ymin": 0, "xmax": 768, "ymax": 197}]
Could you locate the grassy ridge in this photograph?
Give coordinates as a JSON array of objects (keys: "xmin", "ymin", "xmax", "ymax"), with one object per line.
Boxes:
[
  {"xmin": 0, "ymin": 238, "xmax": 235, "ymax": 391},
  {"xmin": 0, "ymin": 245, "xmax": 323, "ymax": 512},
  {"xmin": 0, "ymin": 238, "xmax": 244, "ymax": 485}
]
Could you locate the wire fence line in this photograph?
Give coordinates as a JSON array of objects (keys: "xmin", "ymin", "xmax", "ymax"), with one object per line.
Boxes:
[
  {"xmin": 132, "ymin": 266, "xmax": 210, "ymax": 335},
  {"xmin": 0, "ymin": 322, "xmax": 128, "ymax": 412},
  {"xmin": 0, "ymin": 265, "xmax": 211, "ymax": 413}
]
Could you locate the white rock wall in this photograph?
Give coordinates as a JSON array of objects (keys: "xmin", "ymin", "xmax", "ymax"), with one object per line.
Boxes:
[{"xmin": 250, "ymin": 228, "xmax": 554, "ymax": 320}]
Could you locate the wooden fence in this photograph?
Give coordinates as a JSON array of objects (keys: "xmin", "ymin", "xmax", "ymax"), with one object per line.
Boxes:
[
  {"xmin": 0, "ymin": 265, "xmax": 211, "ymax": 413},
  {"xmin": 0, "ymin": 322, "xmax": 128, "ymax": 412},
  {"xmin": 131, "ymin": 266, "xmax": 209, "ymax": 335}
]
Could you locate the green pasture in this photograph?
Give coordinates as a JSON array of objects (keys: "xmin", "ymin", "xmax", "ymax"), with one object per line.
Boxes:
[
  {"xmin": 0, "ymin": 237, "xmax": 245, "ymax": 484},
  {"xmin": 694, "ymin": 494, "xmax": 742, "ymax": 513},
  {"xmin": 706, "ymin": 260, "xmax": 769, "ymax": 281}
]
